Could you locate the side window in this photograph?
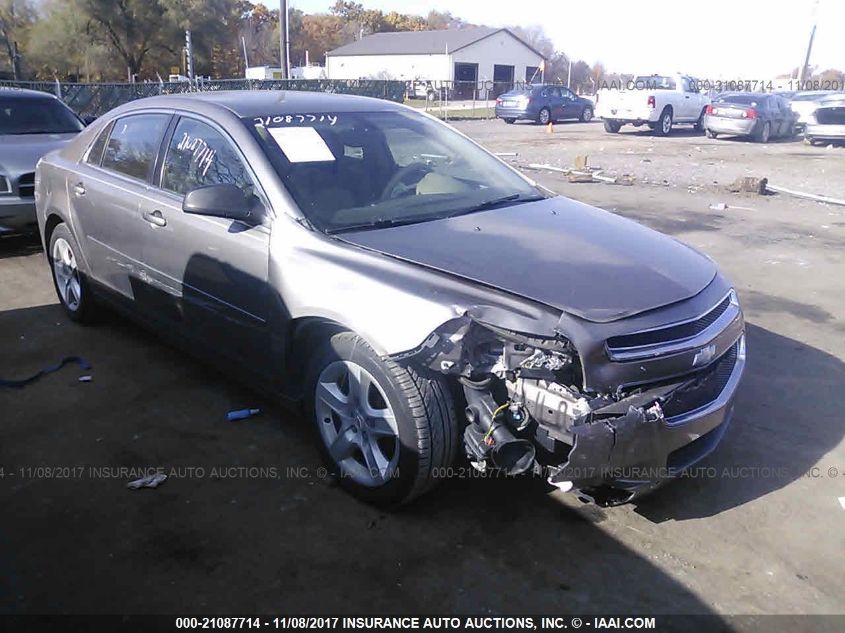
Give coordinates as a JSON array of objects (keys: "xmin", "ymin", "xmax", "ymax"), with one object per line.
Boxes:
[
  {"xmin": 85, "ymin": 121, "xmax": 113, "ymax": 166},
  {"xmin": 101, "ymin": 114, "xmax": 170, "ymax": 181},
  {"xmin": 161, "ymin": 118, "xmax": 255, "ymax": 196},
  {"xmin": 562, "ymin": 88, "xmax": 574, "ymax": 99}
]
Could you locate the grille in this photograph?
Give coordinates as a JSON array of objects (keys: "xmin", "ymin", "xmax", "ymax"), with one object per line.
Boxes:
[
  {"xmin": 661, "ymin": 341, "xmax": 739, "ymax": 419},
  {"xmin": 17, "ymin": 172, "xmax": 35, "ymax": 199},
  {"xmin": 816, "ymin": 107, "xmax": 845, "ymax": 126},
  {"xmin": 607, "ymin": 294, "xmax": 732, "ymax": 351}
]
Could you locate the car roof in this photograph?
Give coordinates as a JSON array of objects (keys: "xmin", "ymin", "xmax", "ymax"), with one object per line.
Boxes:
[
  {"xmin": 0, "ymin": 87, "xmax": 60, "ymax": 101},
  {"xmin": 117, "ymin": 90, "xmax": 406, "ymax": 118}
]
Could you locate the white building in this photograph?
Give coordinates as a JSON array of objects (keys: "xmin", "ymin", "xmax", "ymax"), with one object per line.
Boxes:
[{"xmin": 325, "ymin": 27, "xmax": 545, "ymax": 97}]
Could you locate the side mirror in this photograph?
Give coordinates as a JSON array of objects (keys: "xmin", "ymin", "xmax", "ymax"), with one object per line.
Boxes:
[
  {"xmin": 82, "ymin": 115, "xmax": 98, "ymax": 126},
  {"xmin": 183, "ymin": 184, "xmax": 256, "ymax": 223}
]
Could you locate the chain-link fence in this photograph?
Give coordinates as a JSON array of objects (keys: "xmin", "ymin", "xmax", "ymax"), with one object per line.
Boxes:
[{"xmin": 0, "ymin": 78, "xmax": 407, "ymax": 117}]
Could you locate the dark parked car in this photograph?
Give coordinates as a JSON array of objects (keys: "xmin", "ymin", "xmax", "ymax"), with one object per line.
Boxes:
[
  {"xmin": 804, "ymin": 93, "xmax": 845, "ymax": 145},
  {"xmin": 495, "ymin": 84, "xmax": 594, "ymax": 125},
  {"xmin": 36, "ymin": 92, "xmax": 745, "ymax": 507},
  {"xmin": 0, "ymin": 88, "xmax": 85, "ymax": 233},
  {"xmin": 703, "ymin": 92, "xmax": 797, "ymax": 143}
]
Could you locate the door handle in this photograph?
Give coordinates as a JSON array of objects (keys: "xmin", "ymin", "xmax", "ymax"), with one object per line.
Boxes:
[
  {"xmin": 142, "ymin": 209, "xmax": 167, "ymax": 227},
  {"xmin": 73, "ymin": 182, "xmax": 85, "ymax": 197}
]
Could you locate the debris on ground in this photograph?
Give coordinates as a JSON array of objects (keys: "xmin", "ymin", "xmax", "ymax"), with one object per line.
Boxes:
[
  {"xmin": 126, "ymin": 473, "xmax": 167, "ymax": 490},
  {"xmin": 0, "ymin": 356, "xmax": 92, "ymax": 389},
  {"xmin": 78, "ymin": 375, "xmax": 93, "ymax": 383},
  {"xmin": 527, "ymin": 163, "xmax": 633, "ymax": 186},
  {"xmin": 226, "ymin": 408, "xmax": 261, "ymax": 422},
  {"xmin": 710, "ymin": 203, "xmax": 728, "ymax": 211},
  {"xmin": 574, "ymin": 155, "xmax": 589, "ymax": 170},
  {"xmin": 765, "ymin": 183, "xmax": 845, "ymax": 207},
  {"xmin": 728, "ymin": 176, "xmax": 768, "ymax": 194}
]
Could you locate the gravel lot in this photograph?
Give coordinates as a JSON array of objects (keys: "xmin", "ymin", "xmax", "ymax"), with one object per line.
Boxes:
[{"xmin": 1, "ymin": 119, "xmax": 844, "ymax": 626}]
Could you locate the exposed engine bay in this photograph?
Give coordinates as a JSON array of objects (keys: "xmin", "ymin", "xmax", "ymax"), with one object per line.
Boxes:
[{"xmin": 395, "ymin": 315, "xmax": 739, "ymax": 505}]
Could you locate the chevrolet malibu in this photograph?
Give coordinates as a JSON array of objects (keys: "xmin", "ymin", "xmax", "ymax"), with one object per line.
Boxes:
[{"xmin": 35, "ymin": 92, "xmax": 745, "ymax": 506}]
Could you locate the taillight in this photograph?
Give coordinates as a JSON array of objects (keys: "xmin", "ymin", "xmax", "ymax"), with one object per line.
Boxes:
[
  {"xmin": 647, "ymin": 95, "xmax": 656, "ymax": 108},
  {"xmin": 705, "ymin": 104, "xmax": 714, "ymax": 114},
  {"xmin": 743, "ymin": 109, "xmax": 757, "ymax": 119},
  {"xmin": 496, "ymin": 98, "xmax": 502, "ymax": 105}
]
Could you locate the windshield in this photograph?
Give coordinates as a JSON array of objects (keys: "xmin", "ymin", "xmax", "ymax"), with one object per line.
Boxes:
[
  {"xmin": 246, "ymin": 109, "xmax": 543, "ymax": 233},
  {"xmin": 790, "ymin": 92, "xmax": 831, "ymax": 102},
  {"xmin": 0, "ymin": 97, "xmax": 84, "ymax": 135}
]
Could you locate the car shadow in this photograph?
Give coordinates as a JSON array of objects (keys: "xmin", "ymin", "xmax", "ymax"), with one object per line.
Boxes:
[
  {"xmin": 0, "ymin": 300, "xmax": 727, "ymax": 620},
  {"xmin": 0, "ymin": 233, "xmax": 41, "ymax": 260},
  {"xmin": 632, "ymin": 321, "xmax": 845, "ymax": 522}
]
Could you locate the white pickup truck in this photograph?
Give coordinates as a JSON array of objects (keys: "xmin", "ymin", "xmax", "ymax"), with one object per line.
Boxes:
[{"xmin": 595, "ymin": 74, "xmax": 710, "ymax": 135}]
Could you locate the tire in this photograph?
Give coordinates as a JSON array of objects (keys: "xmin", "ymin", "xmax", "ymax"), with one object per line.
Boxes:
[
  {"xmin": 538, "ymin": 107, "xmax": 551, "ymax": 125},
  {"xmin": 307, "ymin": 331, "xmax": 460, "ymax": 506},
  {"xmin": 706, "ymin": 129, "xmax": 718, "ymax": 139},
  {"xmin": 503, "ymin": 118, "xmax": 516, "ymax": 124},
  {"xmin": 804, "ymin": 135, "xmax": 818, "ymax": 146},
  {"xmin": 580, "ymin": 106, "xmax": 593, "ymax": 122},
  {"xmin": 755, "ymin": 121, "xmax": 771, "ymax": 143},
  {"xmin": 653, "ymin": 108, "xmax": 673, "ymax": 136},
  {"xmin": 694, "ymin": 109, "xmax": 707, "ymax": 132},
  {"xmin": 48, "ymin": 223, "xmax": 98, "ymax": 323},
  {"xmin": 603, "ymin": 120, "xmax": 621, "ymax": 133}
]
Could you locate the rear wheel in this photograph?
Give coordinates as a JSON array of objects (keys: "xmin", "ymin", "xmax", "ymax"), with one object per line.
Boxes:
[
  {"xmin": 48, "ymin": 223, "xmax": 98, "ymax": 323},
  {"xmin": 755, "ymin": 121, "xmax": 771, "ymax": 143},
  {"xmin": 694, "ymin": 109, "xmax": 707, "ymax": 132},
  {"xmin": 653, "ymin": 108, "xmax": 673, "ymax": 136},
  {"xmin": 538, "ymin": 107, "xmax": 551, "ymax": 125},
  {"xmin": 804, "ymin": 135, "xmax": 818, "ymax": 146},
  {"xmin": 706, "ymin": 129, "xmax": 718, "ymax": 139},
  {"xmin": 580, "ymin": 106, "xmax": 593, "ymax": 122},
  {"xmin": 503, "ymin": 118, "xmax": 516, "ymax": 124},
  {"xmin": 603, "ymin": 120, "xmax": 621, "ymax": 133},
  {"xmin": 307, "ymin": 331, "xmax": 460, "ymax": 506}
]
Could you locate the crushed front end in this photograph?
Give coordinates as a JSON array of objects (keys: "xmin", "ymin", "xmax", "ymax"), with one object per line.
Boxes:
[{"xmin": 396, "ymin": 282, "xmax": 746, "ymax": 506}]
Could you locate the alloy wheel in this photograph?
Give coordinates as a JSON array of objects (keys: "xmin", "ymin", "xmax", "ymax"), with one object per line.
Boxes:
[
  {"xmin": 52, "ymin": 237, "xmax": 82, "ymax": 312},
  {"xmin": 315, "ymin": 360, "xmax": 400, "ymax": 487}
]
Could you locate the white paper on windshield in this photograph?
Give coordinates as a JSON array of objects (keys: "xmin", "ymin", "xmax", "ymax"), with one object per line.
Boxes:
[{"xmin": 267, "ymin": 126, "xmax": 335, "ymax": 163}]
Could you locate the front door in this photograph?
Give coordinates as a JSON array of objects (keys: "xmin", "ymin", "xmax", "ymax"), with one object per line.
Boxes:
[
  {"xmin": 138, "ymin": 115, "xmax": 274, "ymax": 373},
  {"xmin": 70, "ymin": 113, "xmax": 172, "ymax": 299}
]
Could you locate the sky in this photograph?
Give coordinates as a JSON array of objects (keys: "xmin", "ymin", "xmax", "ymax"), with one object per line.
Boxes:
[{"xmin": 290, "ymin": 0, "xmax": 842, "ymax": 78}]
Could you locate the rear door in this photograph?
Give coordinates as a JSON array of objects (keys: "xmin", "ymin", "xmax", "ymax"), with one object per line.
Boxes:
[
  {"xmin": 70, "ymin": 113, "xmax": 172, "ymax": 299},
  {"xmin": 138, "ymin": 114, "xmax": 274, "ymax": 372},
  {"xmin": 560, "ymin": 87, "xmax": 581, "ymax": 119}
]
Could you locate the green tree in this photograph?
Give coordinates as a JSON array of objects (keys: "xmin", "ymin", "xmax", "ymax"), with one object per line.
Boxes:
[{"xmin": 0, "ymin": 0, "xmax": 35, "ymax": 79}]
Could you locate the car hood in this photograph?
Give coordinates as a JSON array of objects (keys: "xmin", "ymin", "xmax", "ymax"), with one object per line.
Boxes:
[
  {"xmin": 338, "ymin": 197, "xmax": 717, "ymax": 323},
  {"xmin": 0, "ymin": 133, "xmax": 77, "ymax": 174}
]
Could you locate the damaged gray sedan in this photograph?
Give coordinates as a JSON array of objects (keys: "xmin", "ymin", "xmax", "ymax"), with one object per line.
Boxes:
[{"xmin": 35, "ymin": 91, "xmax": 745, "ymax": 506}]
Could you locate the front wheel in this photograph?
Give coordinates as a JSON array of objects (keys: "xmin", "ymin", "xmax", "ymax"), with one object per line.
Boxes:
[
  {"xmin": 603, "ymin": 120, "xmax": 621, "ymax": 133},
  {"xmin": 580, "ymin": 106, "xmax": 593, "ymax": 122},
  {"xmin": 48, "ymin": 223, "xmax": 98, "ymax": 323},
  {"xmin": 694, "ymin": 109, "xmax": 707, "ymax": 132},
  {"xmin": 755, "ymin": 121, "xmax": 771, "ymax": 143},
  {"xmin": 503, "ymin": 118, "xmax": 516, "ymax": 124},
  {"xmin": 307, "ymin": 331, "xmax": 460, "ymax": 506},
  {"xmin": 706, "ymin": 129, "xmax": 718, "ymax": 139}
]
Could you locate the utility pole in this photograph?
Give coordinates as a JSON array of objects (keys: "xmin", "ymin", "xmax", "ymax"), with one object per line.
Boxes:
[
  {"xmin": 12, "ymin": 41, "xmax": 21, "ymax": 81},
  {"xmin": 279, "ymin": 0, "xmax": 290, "ymax": 79},
  {"xmin": 185, "ymin": 30, "xmax": 195, "ymax": 82},
  {"xmin": 799, "ymin": 0, "xmax": 819, "ymax": 86}
]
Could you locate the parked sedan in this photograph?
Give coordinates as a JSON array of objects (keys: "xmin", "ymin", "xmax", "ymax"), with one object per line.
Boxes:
[
  {"xmin": 789, "ymin": 90, "xmax": 836, "ymax": 130},
  {"xmin": 496, "ymin": 84, "xmax": 594, "ymax": 124},
  {"xmin": 36, "ymin": 91, "xmax": 744, "ymax": 507},
  {"xmin": 1, "ymin": 88, "xmax": 86, "ymax": 233},
  {"xmin": 704, "ymin": 92, "xmax": 797, "ymax": 143},
  {"xmin": 804, "ymin": 93, "xmax": 845, "ymax": 145}
]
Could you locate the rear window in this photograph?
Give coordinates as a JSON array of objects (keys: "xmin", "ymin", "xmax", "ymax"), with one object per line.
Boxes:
[
  {"xmin": 101, "ymin": 114, "xmax": 170, "ymax": 181},
  {"xmin": 715, "ymin": 94, "xmax": 762, "ymax": 106},
  {"xmin": 0, "ymin": 96, "xmax": 84, "ymax": 135},
  {"xmin": 632, "ymin": 76, "xmax": 676, "ymax": 90}
]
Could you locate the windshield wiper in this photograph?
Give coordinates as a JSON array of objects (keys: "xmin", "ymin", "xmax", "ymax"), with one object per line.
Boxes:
[
  {"xmin": 444, "ymin": 193, "xmax": 546, "ymax": 218},
  {"xmin": 327, "ymin": 216, "xmax": 436, "ymax": 234}
]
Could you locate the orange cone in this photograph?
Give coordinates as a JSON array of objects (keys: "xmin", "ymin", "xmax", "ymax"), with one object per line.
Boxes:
[{"xmin": 547, "ymin": 121, "xmax": 554, "ymax": 134}]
